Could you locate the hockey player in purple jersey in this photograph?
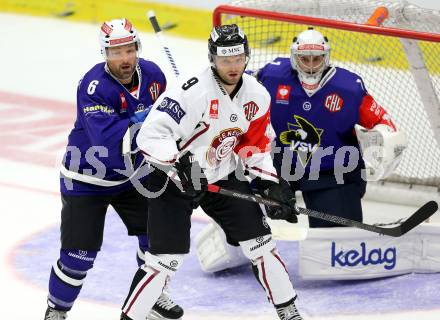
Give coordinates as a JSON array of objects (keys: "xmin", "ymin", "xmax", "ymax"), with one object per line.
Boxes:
[
  {"xmin": 44, "ymin": 19, "xmax": 183, "ymax": 320},
  {"xmin": 257, "ymin": 28, "xmax": 406, "ymax": 227}
]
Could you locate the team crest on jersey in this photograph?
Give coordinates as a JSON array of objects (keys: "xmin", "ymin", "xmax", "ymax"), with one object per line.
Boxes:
[
  {"xmin": 206, "ymin": 128, "xmax": 243, "ymax": 166},
  {"xmin": 324, "ymin": 93, "xmax": 344, "ymax": 112},
  {"xmin": 149, "ymin": 82, "xmax": 161, "ymax": 102},
  {"xmin": 243, "ymin": 101, "xmax": 259, "ymax": 121},
  {"xmin": 120, "ymin": 92, "xmax": 128, "ymax": 113},
  {"xmin": 276, "ymin": 85, "xmax": 291, "ymax": 104},
  {"xmin": 279, "ymin": 115, "xmax": 324, "ymax": 167},
  {"xmin": 209, "ymin": 99, "xmax": 219, "ymax": 119}
]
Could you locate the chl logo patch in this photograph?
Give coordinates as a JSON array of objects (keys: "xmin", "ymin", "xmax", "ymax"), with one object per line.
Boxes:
[
  {"xmin": 276, "ymin": 84, "xmax": 291, "ymax": 104},
  {"xmin": 243, "ymin": 101, "xmax": 259, "ymax": 121},
  {"xmin": 149, "ymin": 82, "xmax": 161, "ymax": 102},
  {"xmin": 157, "ymin": 97, "xmax": 186, "ymax": 124},
  {"xmin": 324, "ymin": 93, "xmax": 344, "ymax": 112},
  {"xmin": 206, "ymin": 127, "xmax": 243, "ymax": 166},
  {"xmin": 279, "ymin": 115, "xmax": 324, "ymax": 167}
]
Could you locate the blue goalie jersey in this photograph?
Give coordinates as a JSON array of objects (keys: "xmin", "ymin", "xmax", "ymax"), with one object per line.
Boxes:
[{"xmin": 257, "ymin": 57, "xmax": 367, "ymax": 181}]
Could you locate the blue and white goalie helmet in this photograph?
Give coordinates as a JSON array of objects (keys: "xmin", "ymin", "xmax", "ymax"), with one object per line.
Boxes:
[
  {"xmin": 99, "ymin": 18, "xmax": 142, "ymax": 59},
  {"xmin": 290, "ymin": 28, "xmax": 330, "ymax": 93}
]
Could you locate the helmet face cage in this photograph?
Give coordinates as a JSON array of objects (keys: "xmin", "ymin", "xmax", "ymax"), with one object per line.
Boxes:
[
  {"xmin": 295, "ymin": 54, "xmax": 326, "ymax": 75},
  {"xmin": 208, "ymin": 24, "xmax": 250, "ymax": 65},
  {"xmin": 99, "ymin": 18, "xmax": 142, "ymax": 60},
  {"xmin": 290, "ymin": 29, "xmax": 330, "ymax": 77}
]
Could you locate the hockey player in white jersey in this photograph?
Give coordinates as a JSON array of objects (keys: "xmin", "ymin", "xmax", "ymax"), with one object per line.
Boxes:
[{"xmin": 120, "ymin": 24, "xmax": 303, "ymax": 320}]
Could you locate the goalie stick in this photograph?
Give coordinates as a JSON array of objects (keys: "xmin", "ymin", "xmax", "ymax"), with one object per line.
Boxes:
[
  {"xmin": 147, "ymin": 10, "xmax": 180, "ymax": 78},
  {"xmin": 207, "ymin": 184, "xmax": 438, "ymax": 237}
]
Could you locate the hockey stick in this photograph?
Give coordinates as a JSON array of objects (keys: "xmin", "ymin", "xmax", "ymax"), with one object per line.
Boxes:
[
  {"xmin": 147, "ymin": 10, "xmax": 180, "ymax": 78},
  {"xmin": 207, "ymin": 184, "xmax": 438, "ymax": 237}
]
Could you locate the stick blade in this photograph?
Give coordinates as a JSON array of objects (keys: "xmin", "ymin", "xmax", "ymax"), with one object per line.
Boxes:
[{"xmin": 399, "ymin": 200, "xmax": 438, "ymax": 236}]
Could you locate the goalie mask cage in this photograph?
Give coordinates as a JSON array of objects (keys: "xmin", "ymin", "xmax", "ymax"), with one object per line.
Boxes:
[{"xmin": 213, "ymin": 0, "xmax": 440, "ymax": 200}]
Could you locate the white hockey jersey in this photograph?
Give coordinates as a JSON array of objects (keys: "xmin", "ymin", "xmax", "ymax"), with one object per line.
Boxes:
[{"xmin": 136, "ymin": 67, "xmax": 278, "ymax": 184}]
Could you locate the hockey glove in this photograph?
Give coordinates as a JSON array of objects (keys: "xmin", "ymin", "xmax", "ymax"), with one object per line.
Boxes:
[
  {"xmin": 174, "ymin": 151, "xmax": 208, "ymax": 198},
  {"xmin": 256, "ymin": 178, "xmax": 299, "ymax": 223}
]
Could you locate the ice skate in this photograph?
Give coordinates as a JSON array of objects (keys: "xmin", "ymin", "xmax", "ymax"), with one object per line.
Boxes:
[
  {"xmin": 147, "ymin": 292, "xmax": 184, "ymax": 319},
  {"xmin": 44, "ymin": 307, "xmax": 67, "ymax": 320},
  {"xmin": 275, "ymin": 298, "xmax": 303, "ymax": 320}
]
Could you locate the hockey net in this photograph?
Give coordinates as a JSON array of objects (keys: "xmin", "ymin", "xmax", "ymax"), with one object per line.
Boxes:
[{"xmin": 214, "ymin": 0, "xmax": 440, "ymax": 201}]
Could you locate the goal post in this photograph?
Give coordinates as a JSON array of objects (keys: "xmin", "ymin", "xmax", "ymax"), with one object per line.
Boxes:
[{"xmin": 213, "ymin": 1, "xmax": 440, "ymax": 203}]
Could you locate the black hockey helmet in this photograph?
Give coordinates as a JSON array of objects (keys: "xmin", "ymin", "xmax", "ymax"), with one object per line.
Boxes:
[{"xmin": 208, "ymin": 24, "xmax": 250, "ymax": 63}]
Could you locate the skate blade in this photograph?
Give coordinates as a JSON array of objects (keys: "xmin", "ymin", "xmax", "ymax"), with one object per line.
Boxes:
[{"xmin": 146, "ymin": 309, "xmax": 182, "ymax": 320}]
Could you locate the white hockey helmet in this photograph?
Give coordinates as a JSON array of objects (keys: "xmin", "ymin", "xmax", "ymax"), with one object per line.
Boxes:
[
  {"xmin": 291, "ymin": 28, "xmax": 330, "ymax": 93},
  {"xmin": 99, "ymin": 18, "xmax": 141, "ymax": 59}
]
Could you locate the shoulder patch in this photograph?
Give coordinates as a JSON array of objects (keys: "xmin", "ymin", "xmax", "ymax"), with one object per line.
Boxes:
[
  {"xmin": 157, "ymin": 97, "xmax": 186, "ymax": 124},
  {"xmin": 243, "ymin": 101, "xmax": 259, "ymax": 121},
  {"xmin": 149, "ymin": 82, "xmax": 161, "ymax": 102}
]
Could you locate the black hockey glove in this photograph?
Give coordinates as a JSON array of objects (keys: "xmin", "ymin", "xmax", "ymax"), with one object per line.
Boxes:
[
  {"xmin": 256, "ymin": 178, "xmax": 299, "ymax": 223},
  {"xmin": 174, "ymin": 151, "xmax": 208, "ymax": 198}
]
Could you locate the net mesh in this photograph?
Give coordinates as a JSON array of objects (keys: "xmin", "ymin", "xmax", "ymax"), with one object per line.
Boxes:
[{"xmin": 217, "ymin": 0, "xmax": 440, "ymax": 187}]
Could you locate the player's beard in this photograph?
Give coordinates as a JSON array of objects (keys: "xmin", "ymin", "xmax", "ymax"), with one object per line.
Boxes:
[
  {"xmin": 109, "ymin": 63, "xmax": 136, "ymax": 84},
  {"xmin": 216, "ymin": 69, "xmax": 244, "ymax": 86}
]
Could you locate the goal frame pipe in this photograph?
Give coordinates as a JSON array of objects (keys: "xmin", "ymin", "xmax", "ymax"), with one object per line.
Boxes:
[
  {"xmin": 213, "ymin": 4, "xmax": 440, "ymax": 195},
  {"xmin": 212, "ymin": 5, "xmax": 440, "ymax": 42}
]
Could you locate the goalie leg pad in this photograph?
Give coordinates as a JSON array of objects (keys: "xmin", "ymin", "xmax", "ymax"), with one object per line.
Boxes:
[
  {"xmin": 240, "ymin": 236, "xmax": 296, "ymax": 305},
  {"xmin": 48, "ymin": 249, "xmax": 98, "ymax": 311},
  {"xmin": 122, "ymin": 252, "xmax": 184, "ymax": 320}
]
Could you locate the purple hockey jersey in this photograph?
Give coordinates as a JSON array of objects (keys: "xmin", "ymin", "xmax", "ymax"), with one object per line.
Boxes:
[
  {"xmin": 258, "ymin": 57, "xmax": 366, "ymax": 176},
  {"xmin": 61, "ymin": 58, "xmax": 166, "ymax": 195}
]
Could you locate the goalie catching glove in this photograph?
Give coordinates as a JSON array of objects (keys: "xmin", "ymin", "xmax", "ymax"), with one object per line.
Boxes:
[
  {"xmin": 255, "ymin": 178, "xmax": 299, "ymax": 223},
  {"xmin": 355, "ymin": 124, "xmax": 407, "ymax": 181}
]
